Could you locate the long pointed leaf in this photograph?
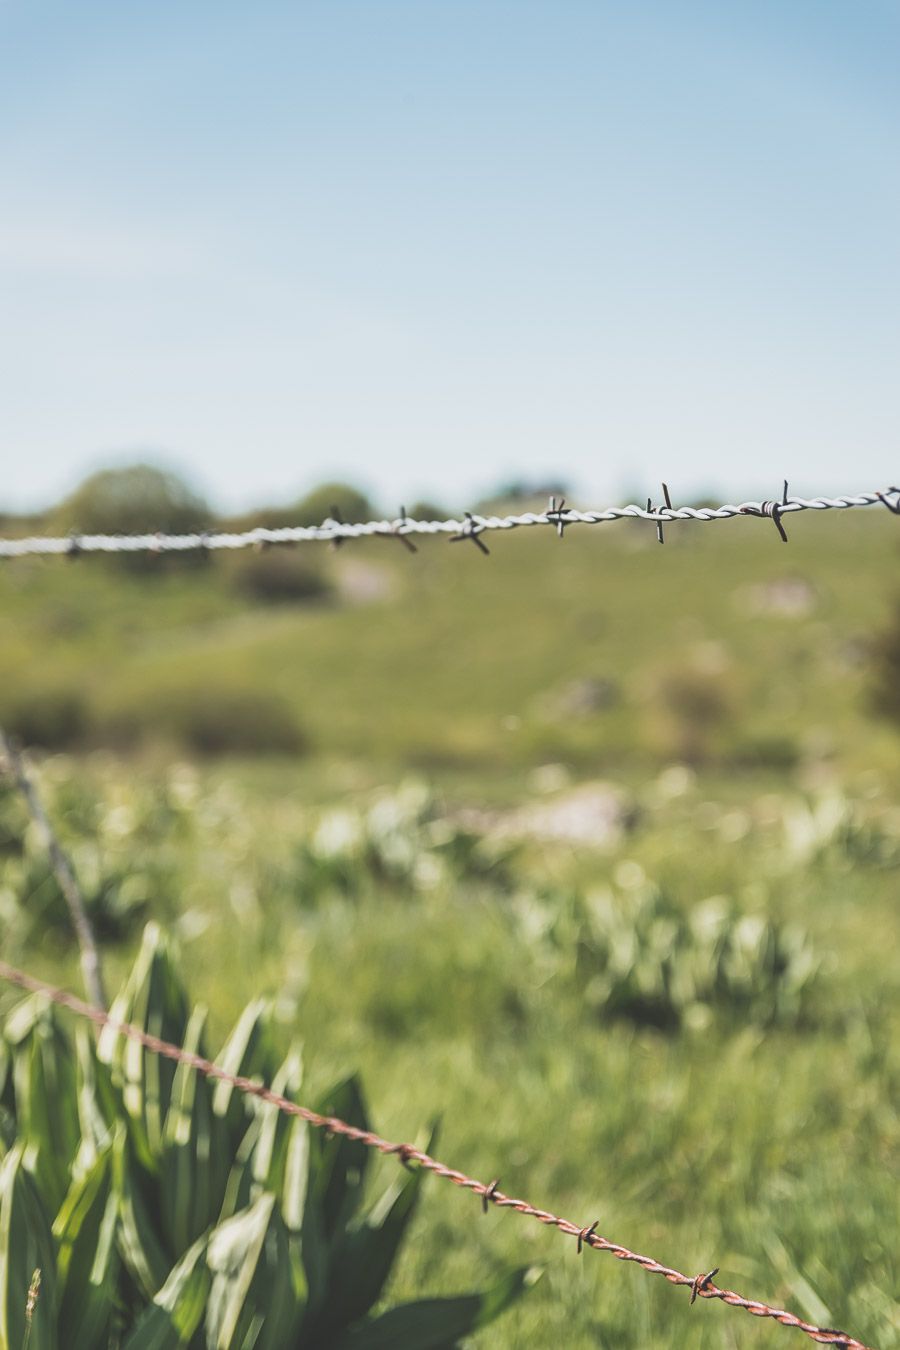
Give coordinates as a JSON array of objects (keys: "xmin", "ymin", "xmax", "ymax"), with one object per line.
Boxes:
[
  {"xmin": 302, "ymin": 1076, "xmax": 371, "ymax": 1318},
  {"xmin": 113, "ymin": 1127, "xmax": 172, "ymax": 1299},
  {"xmin": 98, "ymin": 924, "xmax": 190, "ymax": 1156},
  {"xmin": 5, "ymin": 995, "xmax": 78, "ymax": 1215},
  {"xmin": 309, "ymin": 1076, "xmax": 371, "ymax": 1243},
  {"xmin": 205, "ymin": 1193, "xmax": 304, "ymax": 1350},
  {"xmin": 309, "ymin": 1124, "xmax": 439, "ymax": 1338},
  {"xmin": 0, "ymin": 1146, "xmax": 59, "ymax": 1350},
  {"xmin": 160, "ymin": 1005, "xmax": 215, "ymax": 1254},
  {"xmin": 205, "ymin": 1193, "xmax": 275, "ymax": 1349},
  {"xmin": 52, "ymin": 1146, "xmax": 119, "ymax": 1350},
  {"xmin": 333, "ymin": 1266, "xmax": 538, "ymax": 1350},
  {"xmin": 120, "ymin": 1235, "xmax": 210, "ymax": 1350}
]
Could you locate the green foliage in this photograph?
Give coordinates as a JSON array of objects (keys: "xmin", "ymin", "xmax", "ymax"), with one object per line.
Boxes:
[
  {"xmin": 292, "ymin": 782, "xmax": 513, "ymax": 903},
  {"xmin": 0, "ymin": 926, "xmax": 532, "ymax": 1349},
  {"xmin": 227, "ymin": 550, "xmax": 332, "ymax": 606},
  {"xmin": 0, "ymin": 685, "xmax": 91, "ymax": 752},
  {"xmin": 48, "ymin": 464, "xmax": 212, "ymax": 579},
  {"xmin": 53, "ymin": 465, "xmax": 212, "ymax": 539},
  {"xmin": 293, "ymin": 484, "xmax": 374, "ymax": 528},
  {"xmin": 0, "ymin": 772, "xmax": 191, "ymax": 946},
  {"xmin": 518, "ymin": 886, "xmax": 819, "ymax": 1031},
  {"xmin": 128, "ymin": 682, "xmax": 307, "ymax": 757}
]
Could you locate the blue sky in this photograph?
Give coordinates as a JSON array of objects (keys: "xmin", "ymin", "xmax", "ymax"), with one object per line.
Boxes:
[{"xmin": 1, "ymin": 1, "xmax": 898, "ymax": 513}]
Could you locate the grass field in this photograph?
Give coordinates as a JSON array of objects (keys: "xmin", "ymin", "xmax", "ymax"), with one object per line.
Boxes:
[{"xmin": 2, "ymin": 507, "xmax": 899, "ymax": 1346}]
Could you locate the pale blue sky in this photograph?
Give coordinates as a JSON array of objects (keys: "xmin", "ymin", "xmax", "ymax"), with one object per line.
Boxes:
[{"xmin": 1, "ymin": 1, "xmax": 898, "ymax": 512}]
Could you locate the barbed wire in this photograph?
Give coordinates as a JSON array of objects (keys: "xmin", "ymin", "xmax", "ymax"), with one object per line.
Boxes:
[
  {"xmin": 0, "ymin": 484, "xmax": 897, "ymax": 558},
  {"xmin": 0, "ymin": 959, "xmax": 876, "ymax": 1349}
]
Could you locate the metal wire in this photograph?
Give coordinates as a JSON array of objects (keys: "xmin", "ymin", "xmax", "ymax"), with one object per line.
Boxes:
[
  {"xmin": 0, "ymin": 485, "xmax": 897, "ymax": 558},
  {"xmin": 0, "ymin": 959, "xmax": 876, "ymax": 1350}
]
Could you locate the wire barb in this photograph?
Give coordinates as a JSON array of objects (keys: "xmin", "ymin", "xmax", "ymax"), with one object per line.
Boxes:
[
  {"xmin": 691, "ymin": 1266, "xmax": 720, "ymax": 1305},
  {"xmin": 0, "ymin": 959, "xmax": 877, "ymax": 1350},
  {"xmin": 449, "ymin": 512, "xmax": 490, "ymax": 555},
  {"xmin": 547, "ymin": 495, "xmax": 573, "ymax": 540},
  {"xmin": 481, "ymin": 1178, "xmax": 500, "ymax": 1212},
  {"xmin": 743, "ymin": 480, "xmax": 790, "ymax": 542},
  {"xmin": 326, "ymin": 504, "xmax": 346, "ymax": 550},
  {"xmin": 654, "ymin": 482, "xmax": 674, "ymax": 544},
  {"xmin": 392, "ymin": 506, "xmax": 418, "ymax": 553}
]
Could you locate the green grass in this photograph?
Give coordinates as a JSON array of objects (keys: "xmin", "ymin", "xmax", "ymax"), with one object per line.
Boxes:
[{"xmin": 1, "ymin": 509, "xmax": 899, "ymax": 1346}]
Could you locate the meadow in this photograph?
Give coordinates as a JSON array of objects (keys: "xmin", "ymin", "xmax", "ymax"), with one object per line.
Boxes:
[{"xmin": 1, "ymin": 504, "xmax": 898, "ymax": 1347}]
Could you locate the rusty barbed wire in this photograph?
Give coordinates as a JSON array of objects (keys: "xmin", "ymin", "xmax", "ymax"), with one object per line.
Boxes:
[
  {"xmin": 0, "ymin": 484, "xmax": 897, "ymax": 558},
  {"xmin": 0, "ymin": 959, "xmax": 877, "ymax": 1350}
]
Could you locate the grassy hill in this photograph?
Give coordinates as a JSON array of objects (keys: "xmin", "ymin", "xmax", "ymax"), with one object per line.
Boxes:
[{"xmin": 1, "ymin": 506, "xmax": 898, "ymax": 778}]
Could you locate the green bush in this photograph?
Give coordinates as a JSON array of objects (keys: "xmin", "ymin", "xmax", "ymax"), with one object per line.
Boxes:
[
  {"xmin": 518, "ymin": 885, "xmax": 819, "ymax": 1031},
  {"xmin": 51, "ymin": 465, "xmax": 212, "ymax": 575},
  {"xmin": 108, "ymin": 682, "xmax": 306, "ymax": 757},
  {"xmin": 0, "ymin": 685, "xmax": 91, "ymax": 751},
  {"xmin": 292, "ymin": 782, "xmax": 514, "ymax": 903},
  {"xmin": 654, "ymin": 667, "xmax": 732, "ymax": 764},
  {"xmin": 0, "ymin": 925, "xmax": 533, "ymax": 1348},
  {"xmin": 781, "ymin": 791, "xmax": 900, "ymax": 870},
  {"xmin": 0, "ymin": 772, "xmax": 192, "ymax": 946},
  {"xmin": 228, "ymin": 550, "xmax": 332, "ymax": 605}
]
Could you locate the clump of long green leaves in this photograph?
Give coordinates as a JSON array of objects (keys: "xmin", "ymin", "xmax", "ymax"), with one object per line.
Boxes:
[
  {"xmin": 292, "ymin": 781, "xmax": 514, "ymax": 902},
  {"xmin": 0, "ymin": 925, "xmax": 533, "ymax": 1349},
  {"xmin": 517, "ymin": 886, "xmax": 819, "ymax": 1031}
]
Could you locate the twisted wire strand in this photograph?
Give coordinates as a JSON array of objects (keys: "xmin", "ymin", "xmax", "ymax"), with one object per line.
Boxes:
[
  {"xmin": 0, "ymin": 959, "xmax": 876, "ymax": 1349},
  {"xmin": 0, "ymin": 486, "xmax": 897, "ymax": 557}
]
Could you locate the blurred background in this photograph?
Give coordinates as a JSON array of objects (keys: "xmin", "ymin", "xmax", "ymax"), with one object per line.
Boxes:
[{"xmin": 1, "ymin": 4, "xmax": 898, "ymax": 1347}]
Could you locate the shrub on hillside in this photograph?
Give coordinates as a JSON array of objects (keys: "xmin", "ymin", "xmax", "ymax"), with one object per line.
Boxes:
[
  {"xmin": 0, "ymin": 924, "xmax": 533, "ymax": 1347},
  {"xmin": 0, "ymin": 684, "xmax": 91, "ymax": 750},
  {"xmin": 652, "ymin": 665, "xmax": 734, "ymax": 764},
  {"xmin": 127, "ymin": 682, "xmax": 306, "ymax": 756},
  {"xmin": 228, "ymin": 548, "xmax": 332, "ymax": 604}
]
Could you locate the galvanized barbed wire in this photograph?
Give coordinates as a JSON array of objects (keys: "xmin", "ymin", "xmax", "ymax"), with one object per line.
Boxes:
[
  {"xmin": 0, "ymin": 960, "xmax": 876, "ymax": 1350},
  {"xmin": 0, "ymin": 484, "xmax": 897, "ymax": 558}
]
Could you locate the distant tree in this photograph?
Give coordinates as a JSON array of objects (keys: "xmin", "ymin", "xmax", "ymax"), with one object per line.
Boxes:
[
  {"xmin": 51, "ymin": 464, "xmax": 212, "ymax": 572},
  {"xmin": 293, "ymin": 482, "xmax": 374, "ymax": 526},
  {"xmin": 53, "ymin": 463, "xmax": 212, "ymax": 536}
]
